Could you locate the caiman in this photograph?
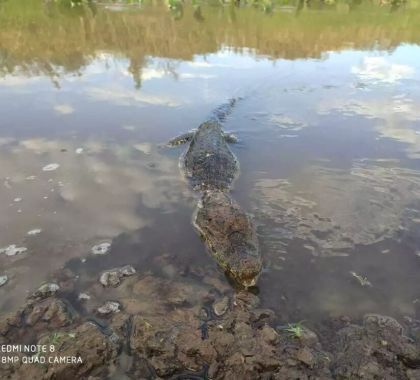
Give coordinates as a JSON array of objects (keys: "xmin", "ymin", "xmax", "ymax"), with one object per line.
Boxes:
[{"xmin": 169, "ymin": 99, "xmax": 262, "ymax": 287}]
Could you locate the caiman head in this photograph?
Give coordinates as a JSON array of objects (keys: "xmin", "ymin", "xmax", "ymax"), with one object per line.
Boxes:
[{"xmin": 194, "ymin": 190, "xmax": 262, "ymax": 288}]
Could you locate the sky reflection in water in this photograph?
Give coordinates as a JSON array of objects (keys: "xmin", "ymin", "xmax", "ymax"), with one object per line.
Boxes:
[{"xmin": 0, "ymin": 3, "xmax": 420, "ymax": 321}]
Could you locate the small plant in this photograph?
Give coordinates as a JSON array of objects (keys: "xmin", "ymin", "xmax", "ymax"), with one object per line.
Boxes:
[{"xmin": 283, "ymin": 321, "xmax": 305, "ymax": 338}]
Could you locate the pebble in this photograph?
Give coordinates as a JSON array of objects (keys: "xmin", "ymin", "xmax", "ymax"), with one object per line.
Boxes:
[
  {"xmin": 99, "ymin": 265, "xmax": 136, "ymax": 287},
  {"xmin": 32, "ymin": 283, "xmax": 60, "ymax": 299},
  {"xmin": 97, "ymin": 301, "xmax": 121, "ymax": 315},
  {"xmin": 42, "ymin": 163, "xmax": 60, "ymax": 172},
  {"xmin": 91, "ymin": 242, "xmax": 111, "ymax": 255},
  {"xmin": 296, "ymin": 347, "xmax": 315, "ymax": 367},
  {"xmin": 27, "ymin": 228, "xmax": 42, "ymax": 236},
  {"xmin": 213, "ymin": 296, "xmax": 229, "ymax": 316},
  {"xmin": 0, "ymin": 275, "xmax": 8, "ymax": 287},
  {"xmin": 0, "ymin": 245, "xmax": 28, "ymax": 256},
  {"xmin": 78, "ymin": 293, "xmax": 91, "ymax": 301}
]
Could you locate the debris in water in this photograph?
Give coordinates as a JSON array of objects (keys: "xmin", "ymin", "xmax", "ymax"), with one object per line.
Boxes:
[
  {"xmin": 0, "ymin": 245, "xmax": 28, "ymax": 256},
  {"xmin": 0, "ymin": 275, "xmax": 8, "ymax": 287},
  {"xmin": 91, "ymin": 242, "xmax": 111, "ymax": 255},
  {"xmin": 42, "ymin": 163, "xmax": 60, "ymax": 172},
  {"xmin": 134, "ymin": 143, "xmax": 152, "ymax": 155},
  {"xmin": 97, "ymin": 301, "xmax": 120, "ymax": 315},
  {"xmin": 27, "ymin": 229, "xmax": 42, "ymax": 236},
  {"xmin": 350, "ymin": 271, "xmax": 372, "ymax": 287},
  {"xmin": 78, "ymin": 293, "xmax": 91, "ymax": 301},
  {"xmin": 99, "ymin": 265, "xmax": 136, "ymax": 287},
  {"xmin": 13, "ymin": 198, "xmax": 22, "ymax": 202}
]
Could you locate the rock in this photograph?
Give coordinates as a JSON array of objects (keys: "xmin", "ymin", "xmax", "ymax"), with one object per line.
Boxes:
[
  {"xmin": 0, "ymin": 275, "xmax": 8, "ymax": 287},
  {"xmin": 91, "ymin": 242, "xmax": 111, "ymax": 255},
  {"xmin": 213, "ymin": 296, "xmax": 229, "ymax": 316},
  {"xmin": 296, "ymin": 347, "xmax": 315, "ymax": 367},
  {"xmin": 363, "ymin": 313, "xmax": 403, "ymax": 335},
  {"xmin": 260, "ymin": 325, "xmax": 279, "ymax": 345},
  {"xmin": 99, "ymin": 265, "xmax": 136, "ymax": 287},
  {"xmin": 0, "ymin": 245, "xmax": 27, "ymax": 256},
  {"xmin": 30, "ymin": 283, "xmax": 60, "ymax": 300},
  {"xmin": 25, "ymin": 298, "xmax": 73, "ymax": 329},
  {"xmin": 78, "ymin": 292, "xmax": 91, "ymax": 301},
  {"xmin": 331, "ymin": 313, "xmax": 420, "ymax": 379},
  {"xmin": 298, "ymin": 327, "xmax": 319, "ymax": 347},
  {"xmin": 42, "ymin": 163, "xmax": 60, "ymax": 171},
  {"xmin": 12, "ymin": 322, "xmax": 119, "ymax": 380},
  {"xmin": 97, "ymin": 301, "xmax": 121, "ymax": 315}
]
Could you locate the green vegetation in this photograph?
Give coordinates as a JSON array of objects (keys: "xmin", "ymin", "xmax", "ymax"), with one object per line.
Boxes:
[
  {"xmin": 1, "ymin": 0, "xmax": 419, "ymax": 84},
  {"xmin": 283, "ymin": 321, "xmax": 305, "ymax": 338}
]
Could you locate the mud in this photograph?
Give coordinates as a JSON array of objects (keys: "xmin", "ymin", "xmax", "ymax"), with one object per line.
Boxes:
[{"xmin": 1, "ymin": 266, "xmax": 419, "ymax": 380}]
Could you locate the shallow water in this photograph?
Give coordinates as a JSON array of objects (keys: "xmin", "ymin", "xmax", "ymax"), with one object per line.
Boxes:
[{"xmin": 1, "ymin": 0, "xmax": 420, "ymax": 325}]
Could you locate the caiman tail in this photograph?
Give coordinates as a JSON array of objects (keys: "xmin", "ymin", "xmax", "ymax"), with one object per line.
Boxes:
[{"xmin": 209, "ymin": 97, "xmax": 242, "ymax": 123}]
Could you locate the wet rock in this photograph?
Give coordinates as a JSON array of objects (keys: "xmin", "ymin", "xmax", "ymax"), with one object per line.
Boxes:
[
  {"xmin": 234, "ymin": 290, "xmax": 260, "ymax": 309},
  {"xmin": 0, "ymin": 244, "xmax": 27, "ymax": 256},
  {"xmin": 331, "ymin": 313, "xmax": 420, "ymax": 379},
  {"xmin": 25, "ymin": 298, "xmax": 73, "ymax": 329},
  {"xmin": 99, "ymin": 265, "xmax": 136, "ymax": 287},
  {"xmin": 127, "ymin": 286, "xmax": 331, "ymax": 380},
  {"xmin": 296, "ymin": 347, "xmax": 315, "ymax": 367},
  {"xmin": 0, "ymin": 311, "xmax": 22, "ymax": 339},
  {"xmin": 91, "ymin": 242, "xmax": 111, "ymax": 255},
  {"xmin": 30, "ymin": 282, "xmax": 60, "ymax": 300},
  {"xmin": 78, "ymin": 292, "xmax": 91, "ymax": 301},
  {"xmin": 260, "ymin": 325, "xmax": 279, "ymax": 345},
  {"xmin": 363, "ymin": 313, "xmax": 403, "ymax": 336},
  {"xmin": 97, "ymin": 301, "xmax": 121, "ymax": 315},
  {"xmin": 11, "ymin": 322, "xmax": 118, "ymax": 380},
  {"xmin": 213, "ymin": 296, "xmax": 229, "ymax": 316},
  {"xmin": 42, "ymin": 163, "xmax": 60, "ymax": 171},
  {"xmin": 27, "ymin": 228, "xmax": 42, "ymax": 236},
  {"xmin": 0, "ymin": 274, "xmax": 8, "ymax": 287}
]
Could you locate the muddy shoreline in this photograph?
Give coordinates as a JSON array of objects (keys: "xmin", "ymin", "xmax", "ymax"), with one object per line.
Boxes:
[{"xmin": 1, "ymin": 256, "xmax": 420, "ymax": 380}]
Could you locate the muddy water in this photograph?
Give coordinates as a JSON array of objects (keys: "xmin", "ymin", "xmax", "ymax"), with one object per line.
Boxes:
[{"xmin": 1, "ymin": 0, "xmax": 420, "ymax": 327}]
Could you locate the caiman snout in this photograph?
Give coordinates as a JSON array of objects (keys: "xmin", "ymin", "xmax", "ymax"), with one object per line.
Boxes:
[{"xmin": 194, "ymin": 191, "xmax": 262, "ymax": 288}]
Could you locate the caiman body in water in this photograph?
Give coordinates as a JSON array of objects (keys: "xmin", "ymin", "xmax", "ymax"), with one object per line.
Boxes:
[{"xmin": 169, "ymin": 100, "xmax": 262, "ymax": 287}]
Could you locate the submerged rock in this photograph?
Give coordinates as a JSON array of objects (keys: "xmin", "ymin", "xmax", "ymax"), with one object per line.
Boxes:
[
  {"xmin": 97, "ymin": 301, "xmax": 121, "ymax": 315},
  {"xmin": 27, "ymin": 228, "xmax": 42, "ymax": 236},
  {"xmin": 30, "ymin": 283, "xmax": 60, "ymax": 300},
  {"xmin": 42, "ymin": 163, "xmax": 60, "ymax": 171},
  {"xmin": 99, "ymin": 265, "xmax": 136, "ymax": 287},
  {"xmin": 91, "ymin": 242, "xmax": 111, "ymax": 255},
  {"xmin": 0, "ymin": 244, "xmax": 27, "ymax": 256},
  {"xmin": 78, "ymin": 292, "xmax": 91, "ymax": 301},
  {"xmin": 213, "ymin": 296, "xmax": 230, "ymax": 316},
  {"xmin": 0, "ymin": 275, "xmax": 8, "ymax": 287},
  {"xmin": 331, "ymin": 313, "xmax": 420, "ymax": 379}
]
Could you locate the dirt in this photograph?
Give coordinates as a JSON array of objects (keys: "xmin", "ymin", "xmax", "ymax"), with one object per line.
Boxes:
[{"xmin": 1, "ymin": 268, "xmax": 420, "ymax": 380}]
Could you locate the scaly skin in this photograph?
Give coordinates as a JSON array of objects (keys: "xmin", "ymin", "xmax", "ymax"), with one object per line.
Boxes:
[
  {"xmin": 170, "ymin": 99, "xmax": 262, "ymax": 287},
  {"xmin": 184, "ymin": 120, "xmax": 238, "ymax": 192},
  {"xmin": 194, "ymin": 191, "xmax": 262, "ymax": 287}
]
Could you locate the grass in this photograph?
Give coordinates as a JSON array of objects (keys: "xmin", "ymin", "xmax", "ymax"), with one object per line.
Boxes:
[{"xmin": 283, "ymin": 321, "xmax": 306, "ymax": 338}]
